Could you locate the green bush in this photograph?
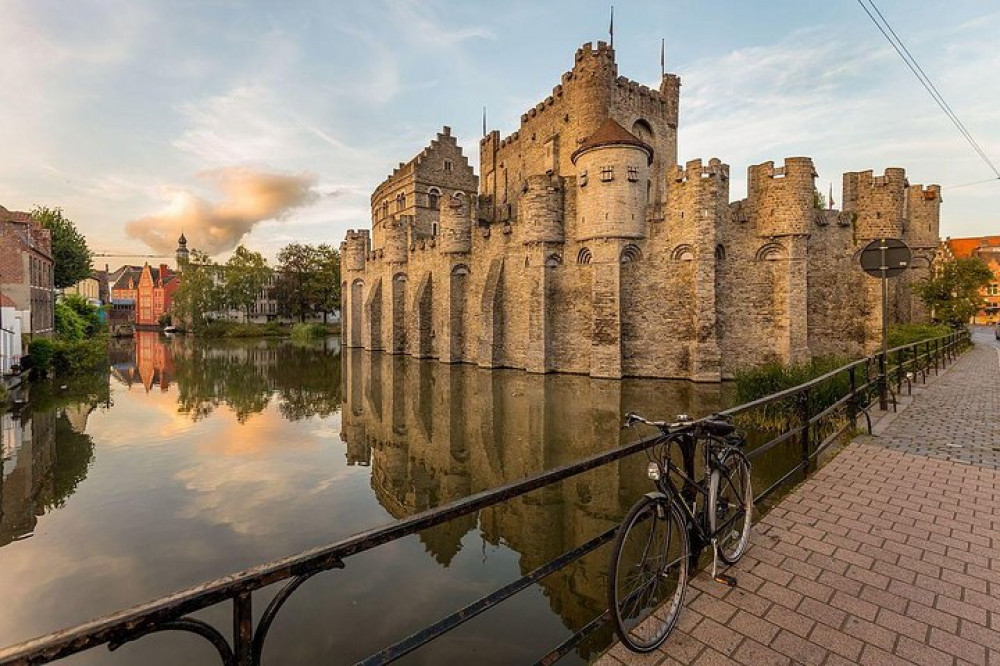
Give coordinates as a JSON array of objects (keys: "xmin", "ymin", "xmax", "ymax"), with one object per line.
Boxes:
[
  {"xmin": 195, "ymin": 321, "xmax": 287, "ymax": 338},
  {"xmin": 290, "ymin": 323, "xmax": 327, "ymax": 341},
  {"xmin": 27, "ymin": 338, "xmax": 57, "ymax": 375},
  {"xmin": 55, "ymin": 300, "xmax": 87, "ymax": 341},
  {"xmin": 51, "ymin": 339, "xmax": 108, "ymax": 375},
  {"xmin": 886, "ymin": 323, "xmax": 951, "ymax": 348}
]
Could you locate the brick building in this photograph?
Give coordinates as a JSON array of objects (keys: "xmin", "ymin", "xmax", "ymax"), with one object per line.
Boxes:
[
  {"xmin": 0, "ymin": 205, "xmax": 55, "ymax": 338},
  {"xmin": 938, "ymin": 236, "xmax": 1000, "ymax": 324},
  {"xmin": 342, "ymin": 42, "xmax": 939, "ymax": 380},
  {"xmin": 109, "ymin": 263, "xmax": 179, "ymax": 328}
]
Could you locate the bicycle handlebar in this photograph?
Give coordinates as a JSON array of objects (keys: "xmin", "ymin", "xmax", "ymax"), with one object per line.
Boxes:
[{"xmin": 622, "ymin": 411, "xmax": 693, "ymax": 432}]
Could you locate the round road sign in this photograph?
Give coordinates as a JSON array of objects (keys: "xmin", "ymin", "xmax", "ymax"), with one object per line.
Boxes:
[{"xmin": 859, "ymin": 238, "xmax": 912, "ymax": 278}]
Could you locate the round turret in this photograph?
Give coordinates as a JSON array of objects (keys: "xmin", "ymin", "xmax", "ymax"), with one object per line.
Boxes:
[
  {"xmin": 519, "ymin": 175, "xmax": 564, "ymax": 244},
  {"xmin": 439, "ymin": 193, "xmax": 472, "ymax": 253},
  {"xmin": 571, "ymin": 118, "xmax": 652, "ymax": 241}
]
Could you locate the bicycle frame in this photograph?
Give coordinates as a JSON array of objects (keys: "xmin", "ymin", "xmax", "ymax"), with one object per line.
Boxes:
[{"xmin": 650, "ymin": 432, "xmax": 744, "ymax": 547}]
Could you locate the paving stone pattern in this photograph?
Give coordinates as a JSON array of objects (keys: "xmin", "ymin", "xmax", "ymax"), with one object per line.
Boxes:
[{"xmin": 596, "ymin": 331, "xmax": 1000, "ymax": 665}]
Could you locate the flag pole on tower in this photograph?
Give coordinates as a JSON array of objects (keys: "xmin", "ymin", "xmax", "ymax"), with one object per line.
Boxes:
[
  {"xmin": 660, "ymin": 38, "xmax": 665, "ymax": 77},
  {"xmin": 609, "ymin": 6, "xmax": 614, "ymax": 48}
]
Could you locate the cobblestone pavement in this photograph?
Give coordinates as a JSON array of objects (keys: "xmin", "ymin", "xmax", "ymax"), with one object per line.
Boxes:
[{"xmin": 596, "ymin": 329, "xmax": 1000, "ymax": 665}]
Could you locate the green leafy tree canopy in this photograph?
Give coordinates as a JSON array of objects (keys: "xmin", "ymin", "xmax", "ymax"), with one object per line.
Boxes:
[
  {"xmin": 224, "ymin": 245, "xmax": 270, "ymax": 321},
  {"xmin": 917, "ymin": 257, "xmax": 993, "ymax": 326},
  {"xmin": 31, "ymin": 206, "xmax": 94, "ymax": 288},
  {"xmin": 171, "ymin": 249, "xmax": 223, "ymax": 328}
]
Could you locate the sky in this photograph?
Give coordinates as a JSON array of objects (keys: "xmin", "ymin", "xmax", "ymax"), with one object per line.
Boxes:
[{"xmin": 1, "ymin": 0, "xmax": 998, "ymax": 266}]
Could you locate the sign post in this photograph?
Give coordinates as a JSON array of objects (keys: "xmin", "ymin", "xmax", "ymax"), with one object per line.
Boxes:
[{"xmin": 859, "ymin": 238, "xmax": 912, "ymax": 410}]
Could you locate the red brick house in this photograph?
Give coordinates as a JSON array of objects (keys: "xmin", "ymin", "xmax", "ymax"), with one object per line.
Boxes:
[
  {"xmin": 938, "ymin": 236, "xmax": 1000, "ymax": 324},
  {"xmin": 0, "ymin": 205, "xmax": 55, "ymax": 337},
  {"xmin": 135, "ymin": 263, "xmax": 179, "ymax": 328}
]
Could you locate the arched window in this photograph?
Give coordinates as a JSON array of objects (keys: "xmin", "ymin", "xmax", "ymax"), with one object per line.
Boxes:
[
  {"xmin": 631, "ymin": 119, "xmax": 654, "ymax": 143},
  {"xmin": 428, "ymin": 188, "xmax": 441, "ymax": 211},
  {"xmin": 382, "ymin": 201, "xmax": 389, "ymax": 218},
  {"xmin": 546, "ymin": 253, "xmax": 563, "ymax": 267},
  {"xmin": 577, "ymin": 247, "xmax": 593, "ymax": 265},
  {"xmin": 620, "ymin": 244, "xmax": 642, "ymax": 264},
  {"xmin": 396, "ymin": 194, "xmax": 405, "ymax": 211},
  {"xmin": 671, "ymin": 244, "xmax": 695, "ymax": 261},
  {"xmin": 755, "ymin": 243, "xmax": 785, "ymax": 261},
  {"xmin": 715, "ymin": 244, "xmax": 726, "ymax": 261}
]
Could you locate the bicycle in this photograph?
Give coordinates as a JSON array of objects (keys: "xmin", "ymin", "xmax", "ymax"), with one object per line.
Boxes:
[{"xmin": 607, "ymin": 412, "xmax": 753, "ymax": 653}]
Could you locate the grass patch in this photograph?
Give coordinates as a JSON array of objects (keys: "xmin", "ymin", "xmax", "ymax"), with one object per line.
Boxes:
[{"xmin": 732, "ymin": 356, "xmax": 855, "ymax": 430}]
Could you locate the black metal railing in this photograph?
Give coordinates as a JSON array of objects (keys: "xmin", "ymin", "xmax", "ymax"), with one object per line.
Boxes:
[{"xmin": 0, "ymin": 330, "xmax": 971, "ymax": 666}]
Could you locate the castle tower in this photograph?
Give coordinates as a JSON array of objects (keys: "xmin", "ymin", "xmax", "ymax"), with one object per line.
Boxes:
[
  {"xmin": 175, "ymin": 232, "xmax": 189, "ymax": 269},
  {"xmin": 519, "ymin": 175, "xmax": 564, "ymax": 244},
  {"xmin": 571, "ymin": 118, "xmax": 652, "ymax": 241},
  {"xmin": 439, "ymin": 193, "xmax": 473, "ymax": 253},
  {"xmin": 566, "ymin": 42, "xmax": 618, "ymax": 146},
  {"xmin": 842, "ymin": 168, "xmax": 907, "ymax": 241},
  {"xmin": 341, "ymin": 230, "xmax": 370, "ymax": 348},
  {"xmin": 744, "ymin": 157, "xmax": 817, "ymax": 365},
  {"xmin": 383, "ymin": 216, "xmax": 409, "ymax": 264},
  {"xmin": 746, "ymin": 157, "xmax": 817, "ymax": 238}
]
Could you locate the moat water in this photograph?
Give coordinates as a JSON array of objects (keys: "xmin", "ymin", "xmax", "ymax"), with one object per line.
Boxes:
[{"xmin": 0, "ymin": 332, "xmax": 800, "ymax": 665}]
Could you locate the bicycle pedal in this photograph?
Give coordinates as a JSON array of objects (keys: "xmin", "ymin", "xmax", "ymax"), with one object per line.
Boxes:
[{"xmin": 714, "ymin": 574, "xmax": 738, "ymax": 587}]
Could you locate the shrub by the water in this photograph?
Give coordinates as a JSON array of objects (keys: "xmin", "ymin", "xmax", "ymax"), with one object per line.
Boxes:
[
  {"xmin": 195, "ymin": 321, "xmax": 286, "ymax": 338},
  {"xmin": 290, "ymin": 323, "xmax": 327, "ymax": 341},
  {"xmin": 732, "ymin": 356, "xmax": 854, "ymax": 430}
]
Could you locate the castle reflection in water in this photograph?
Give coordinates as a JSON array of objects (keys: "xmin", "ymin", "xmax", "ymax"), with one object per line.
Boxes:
[
  {"xmin": 1, "ymin": 333, "xmax": 732, "ymax": 658},
  {"xmin": 341, "ymin": 348, "xmax": 730, "ymax": 637}
]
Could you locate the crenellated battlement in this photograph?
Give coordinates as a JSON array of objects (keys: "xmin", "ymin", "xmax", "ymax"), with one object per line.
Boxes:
[
  {"xmin": 614, "ymin": 76, "xmax": 665, "ymax": 102},
  {"xmin": 746, "ymin": 157, "xmax": 816, "ymax": 237},
  {"xmin": 842, "ymin": 168, "xmax": 908, "ymax": 240},
  {"xmin": 574, "ymin": 40, "xmax": 616, "ymax": 65},
  {"xmin": 670, "ymin": 158, "xmax": 729, "ymax": 184}
]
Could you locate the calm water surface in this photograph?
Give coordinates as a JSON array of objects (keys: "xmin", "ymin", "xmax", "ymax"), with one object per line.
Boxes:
[{"xmin": 0, "ymin": 332, "xmax": 761, "ymax": 665}]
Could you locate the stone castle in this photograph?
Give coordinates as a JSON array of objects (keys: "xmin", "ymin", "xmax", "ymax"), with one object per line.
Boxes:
[{"xmin": 340, "ymin": 41, "xmax": 941, "ymax": 380}]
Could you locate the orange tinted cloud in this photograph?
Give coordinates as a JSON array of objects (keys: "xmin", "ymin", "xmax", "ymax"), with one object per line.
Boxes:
[{"xmin": 126, "ymin": 167, "xmax": 318, "ymax": 254}]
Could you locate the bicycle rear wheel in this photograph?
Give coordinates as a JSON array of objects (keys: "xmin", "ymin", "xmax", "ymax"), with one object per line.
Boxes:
[
  {"xmin": 709, "ymin": 448, "xmax": 753, "ymax": 565},
  {"xmin": 607, "ymin": 495, "xmax": 689, "ymax": 652}
]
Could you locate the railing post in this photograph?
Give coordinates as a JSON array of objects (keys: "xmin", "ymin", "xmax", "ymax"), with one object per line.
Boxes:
[
  {"xmin": 234, "ymin": 592, "xmax": 253, "ymax": 666},
  {"xmin": 878, "ymin": 350, "xmax": 888, "ymax": 411},
  {"xmin": 800, "ymin": 388, "xmax": 811, "ymax": 475},
  {"xmin": 848, "ymin": 366, "xmax": 858, "ymax": 427}
]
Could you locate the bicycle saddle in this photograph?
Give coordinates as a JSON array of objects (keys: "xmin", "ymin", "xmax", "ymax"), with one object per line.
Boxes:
[{"xmin": 703, "ymin": 418, "xmax": 735, "ymax": 437}]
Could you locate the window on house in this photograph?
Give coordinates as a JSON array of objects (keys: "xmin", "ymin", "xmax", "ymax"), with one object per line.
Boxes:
[
  {"xmin": 431, "ymin": 221, "xmax": 439, "ymax": 237},
  {"xmin": 989, "ymin": 283, "xmax": 999, "ymax": 296},
  {"xmin": 580, "ymin": 170, "xmax": 588, "ymax": 187},
  {"xmin": 444, "ymin": 160, "xmax": 453, "ymax": 172},
  {"xmin": 600, "ymin": 166, "xmax": 614, "ymax": 182},
  {"xmin": 627, "ymin": 166, "xmax": 639, "ymax": 182},
  {"xmin": 428, "ymin": 189, "xmax": 440, "ymax": 210}
]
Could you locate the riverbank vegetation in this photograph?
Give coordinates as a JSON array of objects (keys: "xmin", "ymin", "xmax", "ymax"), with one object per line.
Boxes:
[
  {"xmin": 169, "ymin": 243, "xmax": 341, "ymax": 336},
  {"xmin": 27, "ymin": 295, "xmax": 108, "ymax": 377}
]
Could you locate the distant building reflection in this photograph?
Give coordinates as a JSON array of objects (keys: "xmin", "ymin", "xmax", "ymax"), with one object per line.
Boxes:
[
  {"xmin": 0, "ymin": 402, "xmax": 95, "ymax": 548},
  {"xmin": 340, "ymin": 349, "xmax": 728, "ymax": 636}
]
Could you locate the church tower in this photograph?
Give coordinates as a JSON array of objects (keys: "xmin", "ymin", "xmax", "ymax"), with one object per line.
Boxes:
[{"xmin": 176, "ymin": 232, "xmax": 189, "ymax": 270}]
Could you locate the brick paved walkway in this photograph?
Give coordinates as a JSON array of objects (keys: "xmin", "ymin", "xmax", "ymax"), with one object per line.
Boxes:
[{"xmin": 596, "ymin": 329, "xmax": 1000, "ymax": 665}]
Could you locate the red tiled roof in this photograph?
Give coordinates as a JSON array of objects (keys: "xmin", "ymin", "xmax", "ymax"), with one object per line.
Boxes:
[
  {"xmin": 945, "ymin": 236, "xmax": 1000, "ymax": 259},
  {"xmin": 571, "ymin": 118, "xmax": 653, "ymax": 164}
]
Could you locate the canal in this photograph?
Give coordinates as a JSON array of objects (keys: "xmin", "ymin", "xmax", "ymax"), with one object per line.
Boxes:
[{"xmin": 1, "ymin": 331, "xmax": 789, "ymax": 665}]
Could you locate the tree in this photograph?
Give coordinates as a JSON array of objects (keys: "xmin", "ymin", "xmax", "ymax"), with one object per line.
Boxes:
[
  {"xmin": 224, "ymin": 245, "xmax": 270, "ymax": 322},
  {"xmin": 917, "ymin": 257, "xmax": 993, "ymax": 326},
  {"xmin": 31, "ymin": 206, "xmax": 93, "ymax": 288},
  {"xmin": 274, "ymin": 243, "xmax": 320, "ymax": 322},
  {"xmin": 171, "ymin": 250, "xmax": 223, "ymax": 328},
  {"xmin": 314, "ymin": 244, "xmax": 341, "ymax": 323}
]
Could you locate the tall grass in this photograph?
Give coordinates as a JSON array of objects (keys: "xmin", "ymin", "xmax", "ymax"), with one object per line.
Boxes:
[
  {"xmin": 732, "ymin": 356, "xmax": 855, "ymax": 431},
  {"xmin": 887, "ymin": 323, "xmax": 951, "ymax": 348}
]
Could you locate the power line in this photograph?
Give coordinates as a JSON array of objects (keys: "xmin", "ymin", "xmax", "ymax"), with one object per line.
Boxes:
[
  {"xmin": 857, "ymin": 0, "xmax": 1000, "ymax": 180},
  {"xmin": 942, "ymin": 177, "xmax": 1000, "ymax": 190}
]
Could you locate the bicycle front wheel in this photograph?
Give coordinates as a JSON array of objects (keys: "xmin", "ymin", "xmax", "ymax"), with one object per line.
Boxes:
[
  {"xmin": 607, "ymin": 495, "xmax": 689, "ymax": 653},
  {"xmin": 709, "ymin": 448, "xmax": 753, "ymax": 564}
]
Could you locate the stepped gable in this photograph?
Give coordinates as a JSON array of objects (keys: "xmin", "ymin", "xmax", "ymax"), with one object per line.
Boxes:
[{"xmin": 570, "ymin": 118, "xmax": 653, "ymax": 164}]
